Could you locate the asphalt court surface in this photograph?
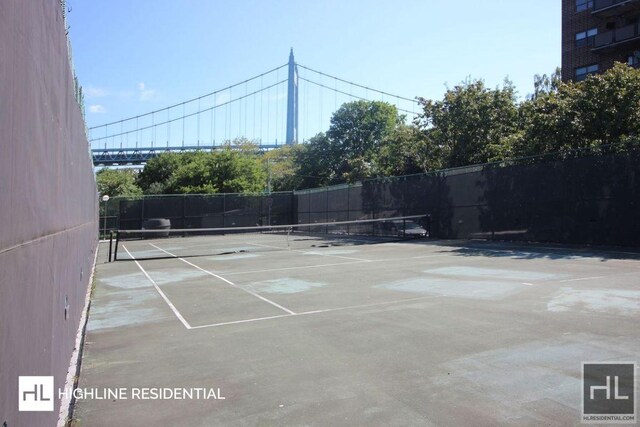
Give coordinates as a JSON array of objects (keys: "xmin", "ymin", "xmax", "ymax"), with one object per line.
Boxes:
[{"xmin": 74, "ymin": 237, "xmax": 640, "ymax": 426}]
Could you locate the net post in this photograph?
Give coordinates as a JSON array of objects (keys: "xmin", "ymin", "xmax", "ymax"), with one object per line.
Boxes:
[
  {"xmin": 402, "ymin": 218, "xmax": 406, "ymax": 238},
  {"xmin": 424, "ymin": 214, "xmax": 431, "ymax": 238},
  {"xmin": 113, "ymin": 231, "xmax": 120, "ymax": 261},
  {"xmin": 108, "ymin": 231, "xmax": 113, "ymax": 262}
]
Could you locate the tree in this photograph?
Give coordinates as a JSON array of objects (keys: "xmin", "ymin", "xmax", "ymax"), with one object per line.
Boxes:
[
  {"xmin": 137, "ymin": 152, "xmax": 186, "ymax": 194},
  {"xmin": 296, "ymin": 133, "xmax": 339, "ymax": 188},
  {"xmin": 262, "ymin": 145, "xmax": 305, "ymax": 191},
  {"xmin": 164, "ymin": 149, "xmax": 266, "ymax": 194},
  {"xmin": 137, "ymin": 139, "xmax": 266, "ymax": 194},
  {"xmin": 516, "ymin": 63, "xmax": 640, "ymax": 157},
  {"xmin": 574, "ymin": 63, "xmax": 640, "ymax": 146},
  {"xmin": 326, "ymin": 100, "xmax": 400, "ymax": 182},
  {"xmin": 531, "ymin": 68, "xmax": 562, "ymax": 100},
  {"xmin": 286, "ymin": 100, "xmax": 402, "ymax": 186},
  {"xmin": 96, "ymin": 168, "xmax": 142, "ymax": 197},
  {"xmin": 375, "ymin": 124, "xmax": 443, "ymax": 176},
  {"xmin": 416, "ymin": 79, "xmax": 519, "ymax": 167}
]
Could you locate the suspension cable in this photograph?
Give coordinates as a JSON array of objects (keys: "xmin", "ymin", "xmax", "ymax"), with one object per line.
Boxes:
[
  {"xmin": 299, "ymin": 77, "xmax": 418, "ymax": 116},
  {"xmin": 296, "ymin": 63, "xmax": 417, "ymax": 104},
  {"xmin": 91, "ymin": 80, "xmax": 287, "ymax": 142},
  {"xmin": 89, "ymin": 63, "xmax": 288, "ymax": 132}
]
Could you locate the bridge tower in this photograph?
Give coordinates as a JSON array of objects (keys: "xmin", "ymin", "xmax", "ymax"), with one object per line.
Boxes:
[{"xmin": 286, "ymin": 49, "xmax": 298, "ymax": 145}]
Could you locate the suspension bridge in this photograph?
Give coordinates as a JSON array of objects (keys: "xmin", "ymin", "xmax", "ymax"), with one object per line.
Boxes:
[{"xmin": 91, "ymin": 50, "xmax": 420, "ymax": 166}]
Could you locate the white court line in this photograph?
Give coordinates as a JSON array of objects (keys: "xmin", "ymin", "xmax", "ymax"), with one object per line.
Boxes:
[
  {"xmin": 190, "ymin": 295, "xmax": 441, "ymax": 329},
  {"xmin": 221, "ymin": 253, "xmax": 456, "ymax": 276},
  {"xmin": 522, "ymin": 282, "xmax": 535, "ymax": 286},
  {"xmin": 148, "ymin": 243, "xmax": 296, "ymax": 315},
  {"xmin": 246, "ymin": 241, "xmax": 372, "ymax": 262},
  {"xmin": 122, "ymin": 245, "xmax": 192, "ymax": 330},
  {"xmin": 411, "ymin": 253, "xmax": 456, "ymax": 259},
  {"xmin": 559, "ymin": 276, "xmax": 606, "ymax": 283},
  {"xmin": 223, "ymin": 259, "xmax": 369, "ymax": 276}
]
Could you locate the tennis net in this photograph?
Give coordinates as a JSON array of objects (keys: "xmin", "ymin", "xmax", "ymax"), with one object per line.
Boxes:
[{"xmin": 109, "ymin": 215, "xmax": 430, "ymax": 262}]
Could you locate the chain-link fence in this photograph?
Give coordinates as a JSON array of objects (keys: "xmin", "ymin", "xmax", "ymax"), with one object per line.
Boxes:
[
  {"xmin": 101, "ymin": 192, "xmax": 294, "ymax": 236},
  {"xmin": 294, "ymin": 147, "xmax": 640, "ymax": 246},
  {"xmin": 104, "ymin": 146, "xmax": 640, "ymax": 246}
]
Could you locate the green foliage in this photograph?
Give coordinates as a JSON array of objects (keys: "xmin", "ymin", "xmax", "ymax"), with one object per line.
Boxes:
[
  {"xmin": 128, "ymin": 65, "xmax": 640, "ymax": 195},
  {"xmin": 326, "ymin": 100, "xmax": 400, "ymax": 182},
  {"xmin": 135, "ymin": 140, "xmax": 266, "ymax": 195},
  {"xmin": 516, "ymin": 63, "xmax": 640, "ymax": 157},
  {"xmin": 290, "ymin": 133, "xmax": 335, "ymax": 188},
  {"xmin": 375, "ymin": 124, "xmax": 443, "ymax": 176},
  {"xmin": 96, "ymin": 168, "xmax": 142, "ymax": 197},
  {"xmin": 137, "ymin": 153, "xmax": 184, "ymax": 194},
  {"xmin": 416, "ymin": 78, "xmax": 519, "ymax": 167},
  {"xmin": 262, "ymin": 145, "xmax": 304, "ymax": 191},
  {"xmin": 531, "ymin": 68, "xmax": 562, "ymax": 100}
]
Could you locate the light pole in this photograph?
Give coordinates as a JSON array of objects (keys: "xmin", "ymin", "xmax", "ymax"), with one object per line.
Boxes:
[{"xmin": 102, "ymin": 194, "xmax": 110, "ymax": 239}]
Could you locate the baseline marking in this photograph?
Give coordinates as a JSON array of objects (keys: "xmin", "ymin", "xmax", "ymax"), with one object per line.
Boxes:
[
  {"xmin": 122, "ymin": 245, "xmax": 192, "ymax": 329},
  {"xmin": 148, "ymin": 243, "xmax": 296, "ymax": 315},
  {"xmin": 190, "ymin": 295, "xmax": 442, "ymax": 329}
]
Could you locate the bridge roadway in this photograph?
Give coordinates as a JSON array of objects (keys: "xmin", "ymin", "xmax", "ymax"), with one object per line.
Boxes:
[{"xmin": 92, "ymin": 144, "xmax": 283, "ymax": 166}]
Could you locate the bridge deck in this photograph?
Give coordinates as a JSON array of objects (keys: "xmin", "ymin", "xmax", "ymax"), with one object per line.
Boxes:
[{"xmin": 92, "ymin": 144, "xmax": 285, "ymax": 166}]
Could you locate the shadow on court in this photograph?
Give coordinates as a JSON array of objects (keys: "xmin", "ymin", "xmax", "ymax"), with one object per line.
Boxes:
[{"xmin": 74, "ymin": 239, "xmax": 640, "ymax": 426}]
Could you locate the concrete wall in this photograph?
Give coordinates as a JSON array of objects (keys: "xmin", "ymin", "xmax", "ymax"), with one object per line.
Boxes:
[{"xmin": 0, "ymin": 1, "xmax": 98, "ymax": 426}]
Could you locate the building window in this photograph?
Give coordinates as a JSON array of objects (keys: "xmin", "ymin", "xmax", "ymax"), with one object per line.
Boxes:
[
  {"xmin": 575, "ymin": 28, "xmax": 598, "ymax": 47},
  {"xmin": 628, "ymin": 51, "xmax": 640, "ymax": 68},
  {"xmin": 576, "ymin": 0, "xmax": 594, "ymax": 12},
  {"xmin": 575, "ymin": 64, "xmax": 599, "ymax": 81}
]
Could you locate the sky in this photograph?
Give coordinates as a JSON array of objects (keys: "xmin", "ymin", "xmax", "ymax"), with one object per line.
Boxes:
[{"xmin": 67, "ymin": 0, "xmax": 561, "ymax": 149}]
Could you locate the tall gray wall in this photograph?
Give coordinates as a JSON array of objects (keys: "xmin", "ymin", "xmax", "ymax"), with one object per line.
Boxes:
[{"xmin": 0, "ymin": 1, "xmax": 98, "ymax": 426}]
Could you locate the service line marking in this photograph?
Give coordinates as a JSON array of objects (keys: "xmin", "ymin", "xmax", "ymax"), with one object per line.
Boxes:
[
  {"xmin": 190, "ymin": 295, "xmax": 442, "ymax": 329},
  {"xmin": 148, "ymin": 243, "xmax": 296, "ymax": 315},
  {"xmin": 223, "ymin": 259, "xmax": 369, "ymax": 276},
  {"xmin": 122, "ymin": 245, "xmax": 192, "ymax": 329},
  {"xmin": 559, "ymin": 276, "xmax": 606, "ymax": 283}
]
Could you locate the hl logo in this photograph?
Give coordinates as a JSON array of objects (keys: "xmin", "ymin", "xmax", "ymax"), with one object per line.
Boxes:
[
  {"xmin": 590, "ymin": 375, "xmax": 630, "ymax": 401},
  {"xmin": 18, "ymin": 376, "xmax": 54, "ymax": 412},
  {"xmin": 582, "ymin": 362, "xmax": 636, "ymax": 424}
]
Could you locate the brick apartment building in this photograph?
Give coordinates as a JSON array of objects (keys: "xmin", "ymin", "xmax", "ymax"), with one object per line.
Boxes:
[{"xmin": 562, "ymin": 0, "xmax": 640, "ymax": 81}]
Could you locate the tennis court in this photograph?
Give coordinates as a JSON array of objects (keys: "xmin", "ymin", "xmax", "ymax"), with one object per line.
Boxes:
[{"xmin": 74, "ymin": 232, "xmax": 640, "ymax": 426}]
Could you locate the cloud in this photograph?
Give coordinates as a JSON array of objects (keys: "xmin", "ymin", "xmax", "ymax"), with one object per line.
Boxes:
[
  {"xmin": 85, "ymin": 86, "xmax": 108, "ymax": 98},
  {"xmin": 137, "ymin": 82, "xmax": 157, "ymax": 101},
  {"xmin": 89, "ymin": 104, "xmax": 106, "ymax": 114}
]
